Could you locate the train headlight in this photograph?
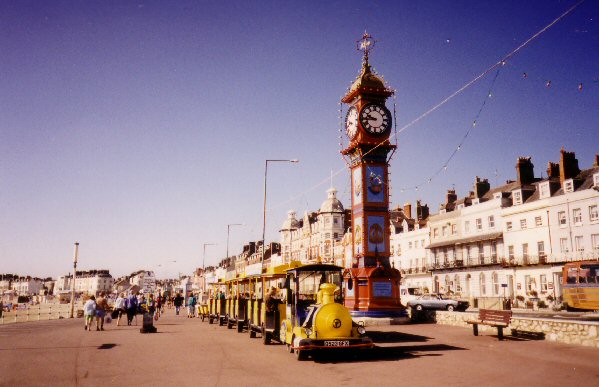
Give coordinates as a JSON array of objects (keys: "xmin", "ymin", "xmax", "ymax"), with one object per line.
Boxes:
[
  {"xmin": 357, "ymin": 326, "xmax": 366, "ymax": 335},
  {"xmin": 305, "ymin": 328, "xmax": 313, "ymax": 337}
]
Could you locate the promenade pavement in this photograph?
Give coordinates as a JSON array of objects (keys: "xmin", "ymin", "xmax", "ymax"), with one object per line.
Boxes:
[{"xmin": 1, "ymin": 307, "xmax": 598, "ymax": 387}]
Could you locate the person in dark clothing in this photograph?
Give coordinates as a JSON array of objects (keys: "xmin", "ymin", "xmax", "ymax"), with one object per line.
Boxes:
[
  {"xmin": 173, "ymin": 293, "xmax": 184, "ymax": 315},
  {"xmin": 265, "ymin": 287, "xmax": 281, "ymax": 312},
  {"xmin": 126, "ymin": 292, "xmax": 138, "ymax": 325}
]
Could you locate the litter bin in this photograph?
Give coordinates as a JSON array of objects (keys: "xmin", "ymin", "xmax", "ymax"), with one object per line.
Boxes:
[{"xmin": 140, "ymin": 312, "xmax": 157, "ymax": 333}]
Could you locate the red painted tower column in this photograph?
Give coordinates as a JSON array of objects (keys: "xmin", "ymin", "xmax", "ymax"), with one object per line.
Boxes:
[{"xmin": 341, "ymin": 33, "xmax": 404, "ymax": 317}]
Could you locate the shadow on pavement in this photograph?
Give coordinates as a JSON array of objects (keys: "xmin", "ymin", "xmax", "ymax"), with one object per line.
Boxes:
[
  {"xmin": 312, "ymin": 343, "xmax": 465, "ymax": 364},
  {"xmin": 310, "ymin": 330, "xmax": 465, "ymax": 363},
  {"xmin": 367, "ymin": 330, "xmax": 430, "ymax": 344},
  {"xmin": 98, "ymin": 343, "xmax": 117, "ymax": 350}
]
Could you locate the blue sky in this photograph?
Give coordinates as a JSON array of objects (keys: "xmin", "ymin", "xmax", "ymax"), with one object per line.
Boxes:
[{"xmin": 1, "ymin": 0, "xmax": 597, "ymax": 278}]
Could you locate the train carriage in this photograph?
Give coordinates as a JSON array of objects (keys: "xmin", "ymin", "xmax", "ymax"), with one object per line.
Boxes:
[
  {"xmin": 207, "ymin": 281, "xmax": 227, "ymax": 325},
  {"xmin": 246, "ymin": 261, "xmax": 295, "ymax": 343},
  {"xmin": 224, "ymin": 275, "xmax": 251, "ymax": 332}
]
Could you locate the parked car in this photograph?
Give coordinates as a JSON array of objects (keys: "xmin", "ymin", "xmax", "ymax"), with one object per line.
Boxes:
[
  {"xmin": 400, "ymin": 287, "xmax": 421, "ymax": 304},
  {"xmin": 407, "ymin": 294, "xmax": 469, "ymax": 312}
]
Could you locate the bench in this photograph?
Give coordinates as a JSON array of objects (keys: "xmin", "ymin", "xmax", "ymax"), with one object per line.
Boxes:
[{"xmin": 466, "ymin": 309, "xmax": 512, "ymax": 340}]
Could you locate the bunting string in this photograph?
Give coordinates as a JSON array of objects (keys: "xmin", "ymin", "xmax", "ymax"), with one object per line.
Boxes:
[{"xmin": 268, "ymin": 0, "xmax": 587, "ymax": 212}]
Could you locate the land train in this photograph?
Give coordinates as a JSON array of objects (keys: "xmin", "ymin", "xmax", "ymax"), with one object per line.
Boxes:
[
  {"xmin": 202, "ymin": 261, "xmax": 373, "ymax": 360},
  {"xmin": 562, "ymin": 260, "xmax": 599, "ymax": 311}
]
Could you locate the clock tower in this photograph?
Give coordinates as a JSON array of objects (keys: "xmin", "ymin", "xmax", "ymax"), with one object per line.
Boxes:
[{"xmin": 341, "ymin": 33, "xmax": 403, "ymax": 317}]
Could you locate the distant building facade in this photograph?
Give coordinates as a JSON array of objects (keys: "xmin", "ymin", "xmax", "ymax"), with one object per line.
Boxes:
[{"xmin": 54, "ymin": 270, "xmax": 114, "ymax": 295}]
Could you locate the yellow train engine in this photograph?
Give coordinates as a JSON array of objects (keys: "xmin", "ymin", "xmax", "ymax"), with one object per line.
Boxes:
[{"xmin": 279, "ymin": 264, "xmax": 373, "ymax": 360}]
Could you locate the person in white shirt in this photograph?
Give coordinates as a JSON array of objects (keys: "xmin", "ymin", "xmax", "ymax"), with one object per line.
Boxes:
[
  {"xmin": 83, "ymin": 296, "xmax": 96, "ymax": 331},
  {"xmin": 114, "ymin": 293, "xmax": 127, "ymax": 326}
]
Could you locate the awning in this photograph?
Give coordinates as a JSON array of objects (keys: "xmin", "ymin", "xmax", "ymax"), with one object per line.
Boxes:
[{"xmin": 426, "ymin": 232, "xmax": 503, "ymax": 250}]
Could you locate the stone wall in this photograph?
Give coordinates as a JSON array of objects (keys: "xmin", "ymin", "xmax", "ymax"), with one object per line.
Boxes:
[{"xmin": 434, "ymin": 310, "xmax": 599, "ymax": 348}]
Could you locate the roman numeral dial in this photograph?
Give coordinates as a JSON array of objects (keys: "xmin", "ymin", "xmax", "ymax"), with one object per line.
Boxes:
[{"xmin": 359, "ymin": 103, "xmax": 391, "ymax": 135}]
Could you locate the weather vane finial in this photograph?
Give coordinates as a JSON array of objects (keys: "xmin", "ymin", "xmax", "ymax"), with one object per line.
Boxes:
[{"xmin": 356, "ymin": 31, "xmax": 376, "ymax": 67}]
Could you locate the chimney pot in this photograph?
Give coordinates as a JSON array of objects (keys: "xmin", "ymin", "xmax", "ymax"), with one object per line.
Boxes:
[{"xmin": 403, "ymin": 202, "xmax": 412, "ymax": 219}]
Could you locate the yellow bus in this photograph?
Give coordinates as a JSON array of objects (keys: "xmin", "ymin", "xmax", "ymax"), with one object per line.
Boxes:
[{"xmin": 562, "ymin": 261, "xmax": 599, "ymax": 311}]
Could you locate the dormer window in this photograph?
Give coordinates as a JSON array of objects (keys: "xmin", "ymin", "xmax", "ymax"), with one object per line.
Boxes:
[
  {"xmin": 564, "ymin": 179, "xmax": 574, "ymax": 193},
  {"xmin": 513, "ymin": 190, "xmax": 523, "ymax": 205},
  {"xmin": 594, "ymin": 173, "xmax": 599, "ymax": 187},
  {"xmin": 539, "ymin": 182, "xmax": 550, "ymax": 199},
  {"xmin": 472, "ymin": 198, "xmax": 480, "ymax": 205}
]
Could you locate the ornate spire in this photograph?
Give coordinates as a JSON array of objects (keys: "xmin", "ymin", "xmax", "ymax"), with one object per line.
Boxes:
[
  {"xmin": 357, "ymin": 31, "xmax": 376, "ymax": 71},
  {"xmin": 342, "ymin": 32, "xmax": 392, "ymax": 103}
]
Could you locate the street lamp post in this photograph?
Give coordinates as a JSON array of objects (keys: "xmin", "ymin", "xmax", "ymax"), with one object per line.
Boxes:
[
  {"xmin": 226, "ymin": 223, "xmax": 243, "ymax": 263},
  {"xmin": 202, "ymin": 243, "xmax": 217, "ymax": 301},
  {"xmin": 69, "ymin": 242, "xmax": 79, "ymax": 319},
  {"xmin": 261, "ymin": 159, "xmax": 299, "ymax": 297}
]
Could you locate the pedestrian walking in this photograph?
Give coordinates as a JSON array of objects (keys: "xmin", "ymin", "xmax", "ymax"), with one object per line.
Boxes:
[
  {"xmin": 174, "ymin": 292, "xmax": 183, "ymax": 315},
  {"xmin": 126, "ymin": 292, "xmax": 138, "ymax": 326},
  {"xmin": 187, "ymin": 293, "xmax": 196, "ymax": 318},
  {"xmin": 95, "ymin": 292, "xmax": 109, "ymax": 331},
  {"xmin": 83, "ymin": 296, "xmax": 96, "ymax": 331},
  {"xmin": 114, "ymin": 293, "xmax": 127, "ymax": 326},
  {"xmin": 155, "ymin": 294, "xmax": 162, "ymax": 318}
]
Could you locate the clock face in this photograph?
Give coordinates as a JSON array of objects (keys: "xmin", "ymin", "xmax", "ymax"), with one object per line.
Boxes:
[
  {"xmin": 345, "ymin": 106, "xmax": 358, "ymax": 139},
  {"xmin": 360, "ymin": 103, "xmax": 391, "ymax": 135}
]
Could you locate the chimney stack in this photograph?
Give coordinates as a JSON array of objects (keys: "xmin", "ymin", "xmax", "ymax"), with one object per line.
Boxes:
[
  {"xmin": 559, "ymin": 148, "xmax": 580, "ymax": 184},
  {"xmin": 474, "ymin": 176, "xmax": 490, "ymax": 198},
  {"xmin": 416, "ymin": 200, "xmax": 429, "ymax": 220},
  {"xmin": 445, "ymin": 189, "xmax": 457, "ymax": 205},
  {"xmin": 547, "ymin": 162, "xmax": 560, "ymax": 179},
  {"xmin": 403, "ymin": 202, "xmax": 412, "ymax": 219},
  {"xmin": 516, "ymin": 157, "xmax": 535, "ymax": 185}
]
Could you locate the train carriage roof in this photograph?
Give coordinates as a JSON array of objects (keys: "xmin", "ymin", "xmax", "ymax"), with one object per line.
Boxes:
[{"xmin": 285, "ymin": 263, "xmax": 343, "ymax": 274}]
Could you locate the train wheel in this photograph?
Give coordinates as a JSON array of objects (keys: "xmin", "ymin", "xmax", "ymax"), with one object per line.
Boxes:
[
  {"xmin": 295, "ymin": 348, "xmax": 306, "ymax": 361},
  {"xmin": 262, "ymin": 326, "xmax": 270, "ymax": 345}
]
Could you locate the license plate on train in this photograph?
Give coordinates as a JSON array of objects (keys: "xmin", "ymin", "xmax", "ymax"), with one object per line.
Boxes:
[{"xmin": 324, "ymin": 340, "xmax": 350, "ymax": 347}]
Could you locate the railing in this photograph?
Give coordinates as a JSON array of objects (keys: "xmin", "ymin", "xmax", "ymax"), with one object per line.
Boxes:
[{"xmin": 0, "ymin": 302, "xmax": 83, "ymax": 325}]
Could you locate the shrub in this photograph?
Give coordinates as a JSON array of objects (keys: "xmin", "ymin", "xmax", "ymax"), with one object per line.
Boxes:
[{"xmin": 537, "ymin": 300, "xmax": 548, "ymax": 308}]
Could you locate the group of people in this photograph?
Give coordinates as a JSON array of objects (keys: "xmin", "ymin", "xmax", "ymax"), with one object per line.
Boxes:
[
  {"xmin": 81, "ymin": 290, "xmax": 211, "ymax": 330},
  {"xmin": 83, "ymin": 291, "xmax": 173, "ymax": 330},
  {"xmin": 83, "ymin": 292, "xmax": 110, "ymax": 331}
]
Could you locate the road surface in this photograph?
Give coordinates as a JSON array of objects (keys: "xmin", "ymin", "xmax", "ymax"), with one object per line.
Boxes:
[{"xmin": 1, "ymin": 308, "xmax": 598, "ymax": 386}]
